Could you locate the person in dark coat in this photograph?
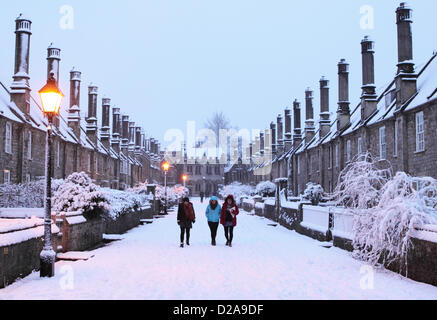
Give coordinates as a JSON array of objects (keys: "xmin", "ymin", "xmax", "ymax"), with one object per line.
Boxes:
[
  {"xmin": 200, "ymin": 192, "xmax": 205, "ymax": 203},
  {"xmin": 220, "ymin": 195, "xmax": 239, "ymax": 247},
  {"xmin": 177, "ymin": 197, "xmax": 196, "ymax": 248}
]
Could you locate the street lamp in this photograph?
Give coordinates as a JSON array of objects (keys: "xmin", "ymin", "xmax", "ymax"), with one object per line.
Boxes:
[
  {"xmin": 38, "ymin": 73, "xmax": 63, "ymax": 278},
  {"xmin": 182, "ymin": 174, "xmax": 188, "ymax": 188},
  {"xmin": 162, "ymin": 161, "xmax": 169, "ymax": 214}
]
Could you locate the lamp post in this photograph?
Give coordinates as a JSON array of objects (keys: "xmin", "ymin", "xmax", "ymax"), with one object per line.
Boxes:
[
  {"xmin": 38, "ymin": 73, "xmax": 63, "ymax": 278},
  {"xmin": 182, "ymin": 174, "xmax": 188, "ymax": 188},
  {"xmin": 162, "ymin": 162, "xmax": 169, "ymax": 214}
]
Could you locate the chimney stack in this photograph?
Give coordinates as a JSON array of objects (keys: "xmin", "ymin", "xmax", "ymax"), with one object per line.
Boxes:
[
  {"xmin": 304, "ymin": 88, "xmax": 315, "ymax": 144},
  {"xmin": 319, "ymin": 77, "xmax": 331, "ymax": 138},
  {"xmin": 111, "ymin": 107, "xmax": 121, "ymax": 154},
  {"xmin": 284, "ymin": 107, "xmax": 292, "ymax": 151},
  {"xmin": 121, "ymin": 115, "xmax": 129, "ymax": 154},
  {"xmin": 86, "ymin": 84, "xmax": 98, "ymax": 145},
  {"xmin": 101, "ymin": 97, "xmax": 111, "ymax": 149},
  {"xmin": 47, "ymin": 43, "xmax": 61, "ymax": 85},
  {"xmin": 68, "ymin": 68, "xmax": 81, "ymax": 140},
  {"xmin": 361, "ymin": 36, "xmax": 378, "ymax": 121},
  {"xmin": 270, "ymin": 122, "xmax": 277, "ymax": 155},
  {"xmin": 128, "ymin": 121, "xmax": 136, "ymax": 153},
  {"xmin": 260, "ymin": 132, "xmax": 265, "ymax": 155},
  {"xmin": 395, "ymin": 2, "xmax": 417, "ymax": 108},
  {"xmin": 10, "ymin": 14, "xmax": 32, "ymax": 114},
  {"xmin": 337, "ymin": 59, "xmax": 351, "ymax": 131},
  {"xmin": 293, "ymin": 99, "xmax": 302, "ymax": 149},
  {"xmin": 277, "ymin": 114, "xmax": 284, "ymax": 154},
  {"xmin": 135, "ymin": 127, "xmax": 142, "ymax": 155}
]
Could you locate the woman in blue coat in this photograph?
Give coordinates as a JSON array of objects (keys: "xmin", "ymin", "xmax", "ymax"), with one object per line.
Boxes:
[{"xmin": 205, "ymin": 196, "xmax": 221, "ymax": 246}]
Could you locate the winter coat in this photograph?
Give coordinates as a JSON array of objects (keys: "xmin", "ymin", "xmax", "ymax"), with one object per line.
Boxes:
[
  {"xmin": 220, "ymin": 195, "xmax": 239, "ymax": 227},
  {"xmin": 205, "ymin": 196, "xmax": 222, "ymax": 223},
  {"xmin": 177, "ymin": 201, "xmax": 196, "ymax": 229}
]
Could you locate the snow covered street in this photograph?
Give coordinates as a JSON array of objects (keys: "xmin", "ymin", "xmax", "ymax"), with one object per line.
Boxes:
[{"xmin": 1, "ymin": 198, "xmax": 436, "ymax": 300}]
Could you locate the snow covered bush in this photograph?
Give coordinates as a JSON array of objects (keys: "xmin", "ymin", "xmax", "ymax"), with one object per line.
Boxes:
[
  {"xmin": 155, "ymin": 185, "xmax": 188, "ymax": 202},
  {"xmin": 302, "ymin": 183, "xmax": 324, "ymax": 205},
  {"xmin": 102, "ymin": 188, "xmax": 147, "ymax": 220},
  {"xmin": 52, "ymin": 172, "xmax": 110, "ymax": 215},
  {"xmin": 256, "ymin": 181, "xmax": 276, "ymax": 197},
  {"xmin": 219, "ymin": 182, "xmax": 255, "ymax": 203},
  {"xmin": 0, "ymin": 179, "xmax": 63, "ymax": 208},
  {"xmin": 331, "ymin": 154, "xmax": 437, "ymax": 270}
]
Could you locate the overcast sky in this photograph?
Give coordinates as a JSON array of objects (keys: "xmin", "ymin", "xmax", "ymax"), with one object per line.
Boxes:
[{"xmin": 0, "ymin": 0, "xmax": 436, "ymax": 145}]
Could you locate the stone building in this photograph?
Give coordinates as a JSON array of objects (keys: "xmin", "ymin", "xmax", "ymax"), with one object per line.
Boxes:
[
  {"xmin": 0, "ymin": 15, "xmax": 162, "ymax": 189},
  {"xmin": 226, "ymin": 3, "xmax": 437, "ymax": 195}
]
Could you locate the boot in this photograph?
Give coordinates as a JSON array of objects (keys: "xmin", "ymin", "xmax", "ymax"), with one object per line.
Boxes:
[
  {"xmin": 229, "ymin": 242, "xmax": 232, "ymax": 248},
  {"xmin": 226, "ymin": 240, "xmax": 230, "ymax": 246},
  {"xmin": 180, "ymin": 243, "xmax": 184, "ymax": 248},
  {"xmin": 212, "ymin": 239, "xmax": 216, "ymax": 246},
  {"xmin": 186, "ymin": 240, "xmax": 190, "ymax": 246}
]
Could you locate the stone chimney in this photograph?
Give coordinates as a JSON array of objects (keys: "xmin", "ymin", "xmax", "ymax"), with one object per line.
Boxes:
[
  {"xmin": 68, "ymin": 68, "xmax": 81, "ymax": 141},
  {"xmin": 128, "ymin": 122, "xmax": 135, "ymax": 153},
  {"xmin": 270, "ymin": 122, "xmax": 277, "ymax": 155},
  {"xmin": 284, "ymin": 107, "xmax": 292, "ymax": 151},
  {"xmin": 395, "ymin": 2, "xmax": 417, "ymax": 109},
  {"xmin": 86, "ymin": 84, "xmax": 98, "ymax": 145},
  {"xmin": 101, "ymin": 98, "xmax": 111, "ymax": 149},
  {"xmin": 10, "ymin": 14, "xmax": 32, "ymax": 115},
  {"xmin": 361, "ymin": 36, "xmax": 378, "ymax": 121},
  {"xmin": 135, "ymin": 127, "xmax": 142, "ymax": 155},
  {"xmin": 260, "ymin": 132, "xmax": 265, "ymax": 155},
  {"xmin": 304, "ymin": 88, "xmax": 315, "ymax": 144},
  {"xmin": 293, "ymin": 99, "xmax": 302, "ymax": 149},
  {"xmin": 121, "ymin": 115, "xmax": 129, "ymax": 154},
  {"xmin": 337, "ymin": 59, "xmax": 351, "ymax": 132},
  {"xmin": 319, "ymin": 77, "xmax": 331, "ymax": 138},
  {"xmin": 111, "ymin": 107, "xmax": 121, "ymax": 154},
  {"xmin": 277, "ymin": 114, "xmax": 284, "ymax": 154}
]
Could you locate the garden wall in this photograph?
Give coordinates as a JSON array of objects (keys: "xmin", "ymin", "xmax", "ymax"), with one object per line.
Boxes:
[
  {"xmin": 103, "ymin": 210, "xmax": 141, "ymax": 235},
  {"xmin": 0, "ymin": 219, "xmax": 59, "ymax": 289}
]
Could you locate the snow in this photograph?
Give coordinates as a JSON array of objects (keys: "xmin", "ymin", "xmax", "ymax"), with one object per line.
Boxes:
[
  {"xmin": 0, "ymin": 208, "xmax": 44, "ymax": 219},
  {"xmin": 0, "ymin": 218, "xmax": 43, "ymax": 233},
  {"xmin": 411, "ymin": 224, "xmax": 437, "ymax": 243},
  {"xmin": 281, "ymin": 201, "xmax": 299, "ymax": 210},
  {"xmin": 301, "ymin": 205, "xmax": 330, "ymax": 234},
  {"xmin": 1, "ymin": 198, "xmax": 436, "ymax": 300},
  {"xmin": 57, "ymin": 252, "xmax": 95, "ymax": 261},
  {"xmin": 0, "ymin": 223, "xmax": 59, "ymax": 247}
]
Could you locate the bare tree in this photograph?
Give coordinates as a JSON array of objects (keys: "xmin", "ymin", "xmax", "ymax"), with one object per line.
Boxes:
[{"xmin": 203, "ymin": 111, "xmax": 232, "ymax": 147}]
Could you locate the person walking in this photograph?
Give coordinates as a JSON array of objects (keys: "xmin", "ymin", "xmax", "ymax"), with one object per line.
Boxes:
[
  {"xmin": 177, "ymin": 197, "xmax": 196, "ymax": 248},
  {"xmin": 200, "ymin": 191, "xmax": 205, "ymax": 203},
  {"xmin": 220, "ymin": 195, "xmax": 239, "ymax": 247},
  {"xmin": 205, "ymin": 196, "xmax": 221, "ymax": 246}
]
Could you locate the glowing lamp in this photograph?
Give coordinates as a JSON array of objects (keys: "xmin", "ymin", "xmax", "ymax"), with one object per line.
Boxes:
[
  {"xmin": 38, "ymin": 73, "xmax": 63, "ymax": 116},
  {"xmin": 162, "ymin": 162, "xmax": 170, "ymax": 172}
]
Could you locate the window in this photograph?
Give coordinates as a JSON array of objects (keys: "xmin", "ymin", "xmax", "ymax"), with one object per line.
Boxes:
[
  {"xmin": 394, "ymin": 120, "xmax": 399, "ymax": 157},
  {"xmin": 297, "ymin": 156, "xmax": 300, "ymax": 174},
  {"xmin": 416, "ymin": 112, "xmax": 425, "ymax": 152},
  {"xmin": 195, "ymin": 166, "xmax": 201, "ymax": 175},
  {"xmin": 346, "ymin": 140, "xmax": 351, "ymax": 162},
  {"xmin": 335, "ymin": 144, "xmax": 339, "ymax": 168},
  {"xmin": 308, "ymin": 154, "xmax": 312, "ymax": 173},
  {"xmin": 28, "ymin": 131, "xmax": 32, "ymax": 160},
  {"xmin": 4, "ymin": 170, "xmax": 10, "ymax": 184},
  {"xmin": 5, "ymin": 122, "xmax": 12, "ymax": 154},
  {"xmin": 214, "ymin": 166, "xmax": 220, "ymax": 175},
  {"xmin": 328, "ymin": 145, "xmax": 332, "ymax": 169},
  {"xmin": 357, "ymin": 137, "xmax": 362, "ymax": 155},
  {"xmin": 379, "ymin": 126, "xmax": 386, "ymax": 160},
  {"xmin": 88, "ymin": 154, "xmax": 91, "ymax": 172},
  {"xmin": 187, "ymin": 165, "xmax": 193, "ymax": 173},
  {"xmin": 195, "ymin": 184, "xmax": 200, "ymax": 192},
  {"xmin": 26, "ymin": 174, "xmax": 31, "ymax": 183},
  {"xmin": 56, "ymin": 141, "xmax": 60, "ymax": 168},
  {"xmin": 95, "ymin": 155, "xmax": 99, "ymax": 174}
]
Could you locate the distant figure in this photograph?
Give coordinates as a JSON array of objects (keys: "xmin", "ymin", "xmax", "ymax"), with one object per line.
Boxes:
[
  {"xmin": 200, "ymin": 192, "xmax": 205, "ymax": 203},
  {"xmin": 177, "ymin": 197, "xmax": 196, "ymax": 248},
  {"xmin": 205, "ymin": 196, "xmax": 222, "ymax": 246},
  {"xmin": 220, "ymin": 195, "xmax": 239, "ymax": 247}
]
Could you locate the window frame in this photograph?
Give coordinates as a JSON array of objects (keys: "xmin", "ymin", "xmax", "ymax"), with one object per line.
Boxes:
[
  {"xmin": 346, "ymin": 140, "xmax": 351, "ymax": 163},
  {"xmin": 28, "ymin": 131, "xmax": 32, "ymax": 160},
  {"xmin": 379, "ymin": 126, "xmax": 387, "ymax": 160},
  {"xmin": 5, "ymin": 122, "xmax": 12, "ymax": 154},
  {"xmin": 415, "ymin": 111, "xmax": 425, "ymax": 152}
]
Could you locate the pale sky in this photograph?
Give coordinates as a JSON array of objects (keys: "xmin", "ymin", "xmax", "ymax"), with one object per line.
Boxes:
[{"xmin": 0, "ymin": 0, "xmax": 436, "ymax": 145}]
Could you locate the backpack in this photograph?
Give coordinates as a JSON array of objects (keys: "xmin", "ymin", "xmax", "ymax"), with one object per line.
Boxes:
[{"xmin": 184, "ymin": 202, "xmax": 195, "ymax": 221}]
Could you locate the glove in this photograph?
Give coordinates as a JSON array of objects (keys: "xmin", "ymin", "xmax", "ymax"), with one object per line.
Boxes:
[
  {"xmin": 193, "ymin": 220, "xmax": 196, "ymax": 224},
  {"xmin": 177, "ymin": 220, "xmax": 180, "ymax": 225}
]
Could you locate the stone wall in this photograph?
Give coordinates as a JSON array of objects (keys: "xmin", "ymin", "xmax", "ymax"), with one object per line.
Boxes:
[
  {"xmin": 0, "ymin": 223, "xmax": 58, "ymax": 289},
  {"xmin": 103, "ymin": 211, "xmax": 141, "ymax": 235}
]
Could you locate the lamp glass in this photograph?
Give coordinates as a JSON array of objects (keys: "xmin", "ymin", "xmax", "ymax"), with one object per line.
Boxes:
[{"xmin": 40, "ymin": 92, "xmax": 63, "ymax": 114}]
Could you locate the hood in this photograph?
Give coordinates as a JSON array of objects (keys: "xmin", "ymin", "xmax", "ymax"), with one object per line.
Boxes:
[
  {"xmin": 225, "ymin": 195, "xmax": 235, "ymax": 204},
  {"xmin": 210, "ymin": 196, "xmax": 218, "ymax": 202}
]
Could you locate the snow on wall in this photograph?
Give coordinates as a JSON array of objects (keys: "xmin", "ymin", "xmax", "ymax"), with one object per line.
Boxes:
[
  {"xmin": 301, "ymin": 205, "xmax": 330, "ymax": 234},
  {"xmin": 411, "ymin": 224, "xmax": 437, "ymax": 243},
  {"xmin": 0, "ymin": 223, "xmax": 59, "ymax": 247},
  {"xmin": 332, "ymin": 208, "xmax": 354, "ymax": 240},
  {"xmin": 0, "ymin": 218, "xmax": 43, "ymax": 233},
  {"xmin": 0, "ymin": 208, "xmax": 44, "ymax": 219},
  {"xmin": 281, "ymin": 201, "xmax": 299, "ymax": 210}
]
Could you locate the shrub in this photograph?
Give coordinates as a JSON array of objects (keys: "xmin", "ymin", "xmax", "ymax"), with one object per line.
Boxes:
[
  {"xmin": 255, "ymin": 181, "xmax": 276, "ymax": 197},
  {"xmin": 52, "ymin": 172, "xmax": 110, "ymax": 215},
  {"xmin": 302, "ymin": 182, "xmax": 324, "ymax": 205}
]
